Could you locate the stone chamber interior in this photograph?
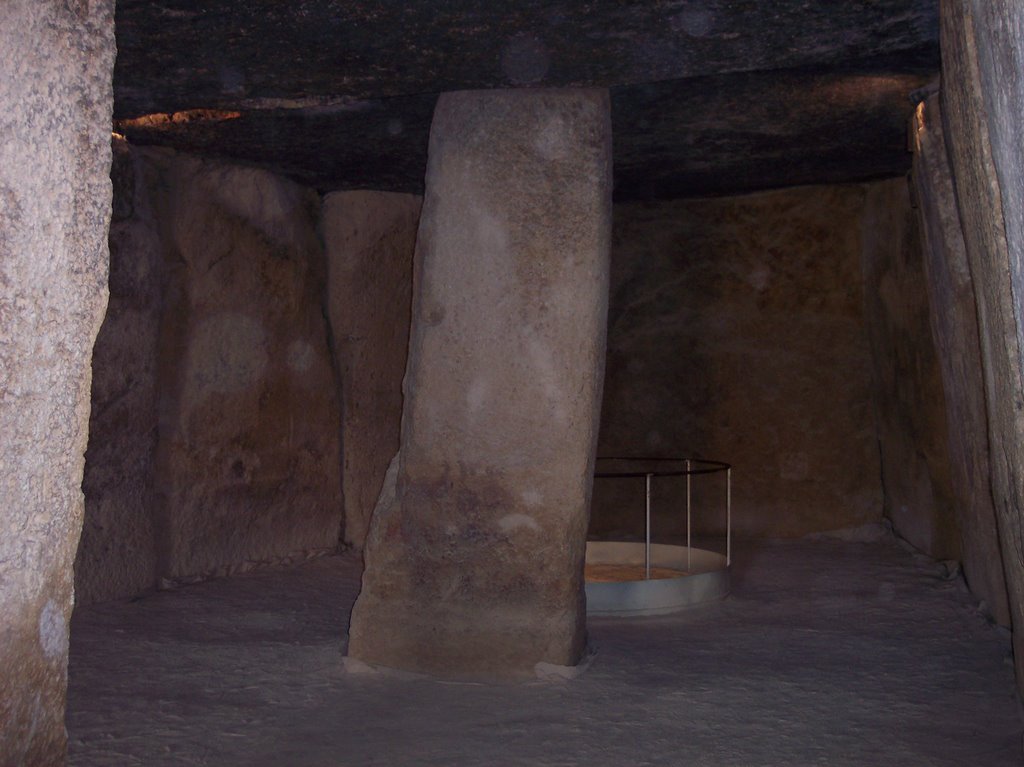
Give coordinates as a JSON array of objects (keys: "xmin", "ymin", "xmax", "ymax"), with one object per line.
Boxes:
[{"xmin": 4, "ymin": 1, "xmax": 1024, "ymax": 764}]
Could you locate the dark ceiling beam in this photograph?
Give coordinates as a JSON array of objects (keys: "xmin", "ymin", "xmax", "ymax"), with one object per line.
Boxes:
[{"xmin": 113, "ymin": 0, "xmax": 938, "ymax": 118}]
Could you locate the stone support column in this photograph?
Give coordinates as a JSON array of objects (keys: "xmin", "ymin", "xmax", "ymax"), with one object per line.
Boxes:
[
  {"xmin": 941, "ymin": 0, "xmax": 1024, "ymax": 691},
  {"xmin": 347, "ymin": 89, "xmax": 612, "ymax": 676},
  {"xmin": 0, "ymin": 1, "xmax": 115, "ymax": 763},
  {"xmin": 909, "ymin": 94, "xmax": 1011, "ymax": 627}
]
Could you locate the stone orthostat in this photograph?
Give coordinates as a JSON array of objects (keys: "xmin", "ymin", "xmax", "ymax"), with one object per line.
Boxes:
[{"xmin": 347, "ymin": 88, "xmax": 612, "ymax": 676}]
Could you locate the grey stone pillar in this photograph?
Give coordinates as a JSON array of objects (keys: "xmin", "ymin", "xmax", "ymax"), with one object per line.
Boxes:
[
  {"xmin": 941, "ymin": 0, "xmax": 1024, "ymax": 692},
  {"xmin": 347, "ymin": 89, "xmax": 612, "ymax": 676},
  {"xmin": 909, "ymin": 94, "xmax": 1010, "ymax": 627},
  {"xmin": 0, "ymin": 1, "xmax": 115, "ymax": 763}
]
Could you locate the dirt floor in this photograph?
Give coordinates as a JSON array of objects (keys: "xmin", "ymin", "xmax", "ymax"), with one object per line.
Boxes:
[{"xmin": 67, "ymin": 530, "xmax": 1023, "ymax": 766}]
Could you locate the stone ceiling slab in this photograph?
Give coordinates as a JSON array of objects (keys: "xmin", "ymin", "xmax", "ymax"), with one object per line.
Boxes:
[{"xmin": 112, "ymin": 1, "xmax": 939, "ymax": 198}]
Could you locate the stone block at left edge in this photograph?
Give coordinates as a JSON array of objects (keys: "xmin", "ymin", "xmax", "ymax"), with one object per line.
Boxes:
[
  {"xmin": 0, "ymin": 1, "xmax": 115, "ymax": 764},
  {"xmin": 347, "ymin": 89, "xmax": 612, "ymax": 677}
]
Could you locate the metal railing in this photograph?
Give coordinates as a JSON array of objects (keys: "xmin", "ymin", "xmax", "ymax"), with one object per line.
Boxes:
[{"xmin": 594, "ymin": 457, "xmax": 732, "ymax": 578}]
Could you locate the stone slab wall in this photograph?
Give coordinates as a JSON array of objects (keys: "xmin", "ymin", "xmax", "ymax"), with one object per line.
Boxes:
[
  {"xmin": 147, "ymin": 149, "xmax": 343, "ymax": 581},
  {"xmin": 349, "ymin": 89, "xmax": 612, "ymax": 676},
  {"xmin": 76, "ymin": 146, "xmax": 344, "ymax": 601},
  {"xmin": 910, "ymin": 94, "xmax": 1010, "ymax": 626},
  {"xmin": 0, "ymin": 1, "xmax": 115, "ymax": 763},
  {"xmin": 75, "ymin": 140, "xmax": 162, "ymax": 605},
  {"xmin": 323, "ymin": 191, "xmax": 420, "ymax": 550},
  {"xmin": 860, "ymin": 178, "xmax": 960, "ymax": 561},
  {"xmin": 941, "ymin": 0, "xmax": 1024, "ymax": 692},
  {"xmin": 593, "ymin": 186, "xmax": 882, "ymax": 540}
]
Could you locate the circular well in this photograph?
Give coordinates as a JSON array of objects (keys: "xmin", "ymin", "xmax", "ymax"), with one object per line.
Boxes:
[{"xmin": 585, "ymin": 541, "xmax": 730, "ymax": 616}]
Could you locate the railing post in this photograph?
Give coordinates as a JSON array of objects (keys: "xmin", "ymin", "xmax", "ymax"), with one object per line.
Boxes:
[
  {"xmin": 645, "ymin": 472, "xmax": 652, "ymax": 580},
  {"xmin": 685, "ymin": 459, "xmax": 692, "ymax": 572},
  {"xmin": 726, "ymin": 467, "xmax": 732, "ymax": 567}
]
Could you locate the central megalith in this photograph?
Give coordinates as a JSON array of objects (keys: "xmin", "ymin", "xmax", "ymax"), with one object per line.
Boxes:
[{"xmin": 347, "ymin": 89, "xmax": 612, "ymax": 676}]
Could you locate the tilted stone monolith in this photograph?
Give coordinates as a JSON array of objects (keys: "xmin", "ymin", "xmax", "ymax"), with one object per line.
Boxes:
[
  {"xmin": 941, "ymin": 0, "xmax": 1024, "ymax": 691},
  {"xmin": 909, "ymin": 93, "xmax": 1010, "ymax": 627},
  {"xmin": 347, "ymin": 89, "xmax": 612, "ymax": 676}
]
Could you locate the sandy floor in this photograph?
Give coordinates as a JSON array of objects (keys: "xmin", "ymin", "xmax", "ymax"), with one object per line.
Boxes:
[{"xmin": 68, "ymin": 533, "xmax": 1023, "ymax": 766}]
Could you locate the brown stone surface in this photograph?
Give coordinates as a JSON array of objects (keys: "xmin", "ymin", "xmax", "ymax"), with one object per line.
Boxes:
[
  {"xmin": 145, "ymin": 149, "xmax": 343, "ymax": 581},
  {"xmin": 0, "ymin": 1, "xmax": 115, "ymax": 763},
  {"xmin": 348, "ymin": 89, "xmax": 612, "ymax": 676},
  {"xmin": 941, "ymin": 0, "xmax": 1024, "ymax": 692},
  {"xmin": 323, "ymin": 191, "xmax": 420, "ymax": 550},
  {"xmin": 75, "ymin": 146, "xmax": 346, "ymax": 598},
  {"xmin": 861, "ymin": 178, "xmax": 960, "ymax": 560},
  {"xmin": 909, "ymin": 94, "xmax": 1011, "ymax": 626},
  {"xmin": 75, "ymin": 140, "xmax": 162, "ymax": 606},
  {"xmin": 593, "ymin": 187, "xmax": 882, "ymax": 540}
]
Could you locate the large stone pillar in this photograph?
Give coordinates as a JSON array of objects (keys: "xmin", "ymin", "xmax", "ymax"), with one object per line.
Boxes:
[
  {"xmin": 941, "ymin": 0, "xmax": 1024, "ymax": 690},
  {"xmin": 347, "ymin": 89, "xmax": 612, "ymax": 676},
  {"xmin": 909, "ymin": 94, "xmax": 1011, "ymax": 627},
  {"xmin": 0, "ymin": 1, "xmax": 115, "ymax": 763}
]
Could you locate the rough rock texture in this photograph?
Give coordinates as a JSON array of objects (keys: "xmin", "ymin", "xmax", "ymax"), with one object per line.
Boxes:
[
  {"xmin": 144, "ymin": 149, "xmax": 343, "ymax": 581},
  {"xmin": 612, "ymin": 69, "xmax": 931, "ymax": 201},
  {"xmin": 113, "ymin": 1, "xmax": 937, "ymax": 117},
  {"xmin": 909, "ymin": 94, "xmax": 1011, "ymax": 626},
  {"xmin": 110, "ymin": 1, "xmax": 936, "ymax": 201},
  {"xmin": 860, "ymin": 178, "xmax": 960, "ymax": 560},
  {"xmin": 593, "ymin": 186, "xmax": 882, "ymax": 540},
  {"xmin": 0, "ymin": 1, "xmax": 115, "ymax": 763},
  {"xmin": 348, "ymin": 89, "xmax": 612, "ymax": 676},
  {"xmin": 114, "ymin": 68, "xmax": 931, "ymax": 203},
  {"xmin": 75, "ymin": 140, "xmax": 162, "ymax": 606},
  {"xmin": 323, "ymin": 191, "xmax": 421, "ymax": 549},
  {"xmin": 941, "ymin": 0, "xmax": 1024, "ymax": 693}
]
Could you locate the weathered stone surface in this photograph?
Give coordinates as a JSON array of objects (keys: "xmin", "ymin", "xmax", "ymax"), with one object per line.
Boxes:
[
  {"xmin": 861, "ymin": 178, "xmax": 960, "ymax": 560},
  {"xmin": 0, "ymin": 1, "xmax": 115, "ymax": 763},
  {"xmin": 593, "ymin": 186, "xmax": 881, "ymax": 539},
  {"xmin": 115, "ymin": 67, "xmax": 931, "ymax": 203},
  {"xmin": 941, "ymin": 0, "xmax": 1024, "ymax": 691},
  {"xmin": 75, "ymin": 139, "xmax": 162, "ymax": 606},
  {"xmin": 348, "ymin": 89, "xmax": 612, "ymax": 676},
  {"xmin": 113, "ymin": 0, "xmax": 937, "ymax": 118},
  {"xmin": 110, "ymin": 1, "xmax": 937, "ymax": 201},
  {"xmin": 145, "ymin": 149, "xmax": 343, "ymax": 581},
  {"xmin": 909, "ymin": 94, "xmax": 1010, "ymax": 625},
  {"xmin": 116, "ymin": 95, "xmax": 439, "ymax": 201},
  {"xmin": 612, "ymin": 69, "xmax": 932, "ymax": 201},
  {"xmin": 323, "ymin": 191, "xmax": 420, "ymax": 549}
]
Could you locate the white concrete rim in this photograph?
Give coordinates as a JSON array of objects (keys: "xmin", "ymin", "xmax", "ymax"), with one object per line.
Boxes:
[{"xmin": 585, "ymin": 541, "xmax": 730, "ymax": 617}]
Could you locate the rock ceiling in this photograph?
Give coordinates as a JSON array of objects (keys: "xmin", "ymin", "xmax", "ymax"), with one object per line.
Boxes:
[{"xmin": 114, "ymin": 1, "xmax": 938, "ymax": 200}]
